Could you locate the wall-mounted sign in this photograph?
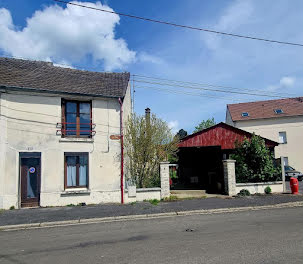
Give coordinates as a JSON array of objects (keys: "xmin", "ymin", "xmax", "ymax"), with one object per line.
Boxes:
[
  {"xmin": 29, "ymin": 167, "xmax": 36, "ymax": 174},
  {"xmin": 110, "ymin": 135, "xmax": 121, "ymax": 140}
]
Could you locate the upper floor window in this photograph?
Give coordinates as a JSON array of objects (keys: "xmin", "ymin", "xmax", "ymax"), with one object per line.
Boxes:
[
  {"xmin": 279, "ymin": 131, "xmax": 287, "ymax": 144},
  {"xmin": 61, "ymin": 100, "xmax": 93, "ymax": 138}
]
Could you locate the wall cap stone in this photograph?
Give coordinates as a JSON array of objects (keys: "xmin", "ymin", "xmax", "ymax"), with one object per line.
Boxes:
[
  {"xmin": 236, "ymin": 181, "xmax": 283, "ymax": 187},
  {"xmin": 223, "ymin": 159, "xmax": 236, "ymax": 163}
]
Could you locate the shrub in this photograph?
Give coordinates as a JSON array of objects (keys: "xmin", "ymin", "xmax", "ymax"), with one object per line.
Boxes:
[
  {"xmin": 147, "ymin": 199, "xmax": 160, "ymax": 205},
  {"xmin": 162, "ymin": 195, "xmax": 179, "ymax": 202},
  {"xmin": 238, "ymin": 189, "xmax": 251, "ymax": 196},
  {"xmin": 264, "ymin": 186, "xmax": 272, "ymax": 194},
  {"xmin": 231, "ymin": 134, "xmax": 281, "ymax": 183},
  {"xmin": 9, "ymin": 206, "xmax": 15, "ymax": 210}
]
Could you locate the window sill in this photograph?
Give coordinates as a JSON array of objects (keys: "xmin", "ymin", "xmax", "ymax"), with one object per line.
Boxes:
[
  {"xmin": 59, "ymin": 138, "xmax": 94, "ymax": 143},
  {"xmin": 61, "ymin": 188, "xmax": 90, "ymax": 196}
]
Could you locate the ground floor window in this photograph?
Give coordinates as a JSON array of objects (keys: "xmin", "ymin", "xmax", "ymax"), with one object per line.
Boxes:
[{"xmin": 64, "ymin": 153, "xmax": 88, "ymax": 189}]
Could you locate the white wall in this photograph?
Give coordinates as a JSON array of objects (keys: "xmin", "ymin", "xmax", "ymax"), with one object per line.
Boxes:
[
  {"xmin": 125, "ymin": 188, "xmax": 161, "ymax": 203},
  {"xmin": 0, "ymin": 89, "xmax": 131, "ymax": 209},
  {"xmin": 225, "ymin": 108, "xmax": 234, "ymax": 126},
  {"xmin": 236, "ymin": 182, "xmax": 283, "ymax": 194},
  {"xmin": 233, "ymin": 116, "xmax": 303, "ymax": 173}
]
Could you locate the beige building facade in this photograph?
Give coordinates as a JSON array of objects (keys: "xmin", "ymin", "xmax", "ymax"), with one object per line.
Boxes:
[
  {"xmin": 0, "ymin": 58, "xmax": 132, "ymax": 209},
  {"xmin": 226, "ymin": 97, "xmax": 303, "ymax": 173}
]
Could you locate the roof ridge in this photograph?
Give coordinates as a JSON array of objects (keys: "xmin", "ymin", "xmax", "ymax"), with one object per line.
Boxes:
[
  {"xmin": 0, "ymin": 57, "xmax": 130, "ymax": 76},
  {"xmin": 227, "ymin": 96, "xmax": 303, "ymax": 106}
]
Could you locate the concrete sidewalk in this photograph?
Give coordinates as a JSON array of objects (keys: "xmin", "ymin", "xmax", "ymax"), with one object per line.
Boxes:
[{"xmin": 1, "ymin": 194, "xmax": 303, "ymax": 228}]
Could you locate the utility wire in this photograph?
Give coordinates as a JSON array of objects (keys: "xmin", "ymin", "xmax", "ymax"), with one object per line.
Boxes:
[
  {"xmin": 54, "ymin": 0, "xmax": 303, "ymax": 47},
  {"xmin": 135, "ymin": 85, "xmax": 245, "ymax": 102},
  {"xmin": 134, "ymin": 74, "xmax": 296, "ymax": 97},
  {"xmin": 134, "ymin": 79, "xmax": 288, "ymax": 99}
]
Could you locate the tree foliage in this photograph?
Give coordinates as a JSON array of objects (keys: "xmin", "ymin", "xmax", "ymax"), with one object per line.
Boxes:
[
  {"xmin": 176, "ymin": 129, "xmax": 188, "ymax": 139},
  {"xmin": 231, "ymin": 134, "xmax": 281, "ymax": 183},
  {"xmin": 124, "ymin": 113, "xmax": 179, "ymax": 188},
  {"xmin": 193, "ymin": 117, "xmax": 216, "ymax": 133}
]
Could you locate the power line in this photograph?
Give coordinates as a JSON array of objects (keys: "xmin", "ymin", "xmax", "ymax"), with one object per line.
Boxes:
[
  {"xmin": 134, "ymin": 74, "xmax": 296, "ymax": 97},
  {"xmin": 54, "ymin": 0, "xmax": 303, "ymax": 47},
  {"xmin": 134, "ymin": 79, "xmax": 288, "ymax": 99},
  {"xmin": 135, "ymin": 85, "xmax": 245, "ymax": 102}
]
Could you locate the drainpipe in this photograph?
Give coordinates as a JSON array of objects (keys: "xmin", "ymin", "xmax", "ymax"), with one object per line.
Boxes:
[{"xmin": 118, "ymin": 98, "xmax": 124, "ymax": 204}]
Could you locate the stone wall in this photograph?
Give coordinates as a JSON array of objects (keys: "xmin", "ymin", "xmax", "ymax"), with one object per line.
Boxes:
[
  {"xmin": 236, "ymin": 182, "xmax": 283, "ymax": 194},
  {"xmin": 160, "ymin": 162, "xmax": 170, "ymax": 199},
  {"xmin": 223, "ymin": 160, "xmax": 237, "ymax": 196}
]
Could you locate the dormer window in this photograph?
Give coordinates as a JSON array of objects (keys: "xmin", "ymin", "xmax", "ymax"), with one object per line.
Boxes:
[
  {"xmin": 274, "ymin": 109, "xmax": 283, "ymax": 114},
  {"xmin": 241, "ymin": 112, "xmax": 249, "ymax": 117}
]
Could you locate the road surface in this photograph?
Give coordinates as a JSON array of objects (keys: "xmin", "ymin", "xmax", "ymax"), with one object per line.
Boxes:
[{"xmin": 1, "ymin": 207, "xmax": 303, "ymax": 263}]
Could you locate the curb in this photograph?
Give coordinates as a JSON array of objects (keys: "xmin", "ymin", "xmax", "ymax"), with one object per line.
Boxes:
[{"xmin": 1, "ymin": 201, "xmax": 303, "ymax": 231}]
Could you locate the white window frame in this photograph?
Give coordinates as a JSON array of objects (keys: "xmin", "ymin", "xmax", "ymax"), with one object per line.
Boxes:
[{"xmin": 279, "ymin": 131, "xmax": 287, "ymax": 144}]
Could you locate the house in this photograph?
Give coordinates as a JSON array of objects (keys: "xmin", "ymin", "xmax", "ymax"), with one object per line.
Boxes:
[
  {"xmin": 177, "ymin": 122, "xmax": 278, "ymax": 195},
  {"xmin": 226, "ymin": 97, "xmax": 303, "ymax": 173},
  {"xmin": 0, "ymin": 57, "xmax": 131, "ymax": 209}
]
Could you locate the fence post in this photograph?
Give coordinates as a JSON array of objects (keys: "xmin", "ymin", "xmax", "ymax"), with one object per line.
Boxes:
[
  {"xmin": 223, "ymin": 159, "xmax": 237, "ymax": 196},
  {"xmin": 160, "ymin": 162, "xmax": 170, "ymax": 199},
  {"xmin": 281, "ymin": 156, "xmax": 286, "ymax": 193}
]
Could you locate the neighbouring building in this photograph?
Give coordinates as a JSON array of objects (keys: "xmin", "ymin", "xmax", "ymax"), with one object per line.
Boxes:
[
  {"xmin": 0, "ymin": 57, "xmax": 132, "ymax": 209},
  {"xmin": 226, "ymin": 97, "xmax": 303, "ymax": 173},
  {"xmin": 177, "ymin": 122, "xmax": 278, "ymax": 195}
]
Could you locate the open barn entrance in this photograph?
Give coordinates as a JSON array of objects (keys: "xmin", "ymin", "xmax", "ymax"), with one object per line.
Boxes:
[{"xmin": 173, "ymin": 146, "xmax": 226, "ymax": 194}]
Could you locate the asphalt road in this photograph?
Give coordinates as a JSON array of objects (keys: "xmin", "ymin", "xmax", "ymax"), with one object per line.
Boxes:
[{"xmin": 1, "ymin": 207, "xmax": 303, "ymax": 264}]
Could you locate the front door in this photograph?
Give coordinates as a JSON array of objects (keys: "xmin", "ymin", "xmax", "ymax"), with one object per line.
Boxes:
[{"xmin": 20, "ymin": 156, "xmax": 41, "ymax": 207}]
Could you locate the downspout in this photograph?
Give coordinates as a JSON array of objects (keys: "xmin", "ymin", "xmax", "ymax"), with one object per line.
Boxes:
[{"xmin": 118, "ymin": 98, "xmax": 124, "ymax": 204}]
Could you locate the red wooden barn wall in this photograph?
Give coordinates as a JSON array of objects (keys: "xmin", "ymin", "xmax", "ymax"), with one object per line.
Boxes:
[{"xmin": 178, "ymin": 123, "xmax": 277, "ymax": 150}]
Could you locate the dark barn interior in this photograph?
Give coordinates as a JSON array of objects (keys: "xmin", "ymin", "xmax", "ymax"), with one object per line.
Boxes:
[{"xmin": 177, "ymin": 147, "xmax": 225, "ymax": 193}]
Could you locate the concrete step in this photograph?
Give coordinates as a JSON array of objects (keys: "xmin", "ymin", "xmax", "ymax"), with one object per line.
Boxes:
[{"xmin": 170, "ymin": 190, "xmax": 206, "ymax": 198}]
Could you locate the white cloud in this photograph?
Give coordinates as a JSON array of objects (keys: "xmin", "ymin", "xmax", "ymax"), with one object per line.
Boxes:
[
  {"xmin": 138, "ymin": 52, "xmax": 164, "ymax": 65},
  {"xmin": 0, "ymin": 1, "xmax": 136, "ymax": 70},
  {"xmin": 267, "ymin": 76, "xmax": 296, "ymax": 92},
  {"xmin": 168, "ymin": 120, "xmax": 179, "ymax": 134},
  {"xmin": 203, "ymin": 0, "xmax": 254, "ymax": 50},
  {"xmin": 280, "ymin": 76, "xmax": 295, "ymax": 87}
]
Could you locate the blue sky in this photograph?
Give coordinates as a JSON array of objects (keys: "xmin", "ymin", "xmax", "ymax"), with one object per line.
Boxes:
[{"xmin": 0, "ymin": 0, "xmax": 303, "ymax": 133}]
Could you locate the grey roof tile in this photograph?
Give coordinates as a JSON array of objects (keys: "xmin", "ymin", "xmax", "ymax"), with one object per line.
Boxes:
[{"xmin": 0, "ymin": 57, "xmax": 130, "ymax": 97}]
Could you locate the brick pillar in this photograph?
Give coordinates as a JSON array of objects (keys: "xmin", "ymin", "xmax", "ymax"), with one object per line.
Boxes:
[
  {"xmin": 160, "ymin": 162, "xmax": 170, "ymax": 199},
  {"xmin": 223, "ymin": 159, "xmax": 237, "ymax": 196}
]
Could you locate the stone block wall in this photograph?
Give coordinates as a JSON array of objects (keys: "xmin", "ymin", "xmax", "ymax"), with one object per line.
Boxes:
[
  {"xmin": 223, "ymin": 159, "xmax": 237, "ymax": 196},
  {"xmin": 160, "ymin": 162, "xmax": 170, "ymax": 199}
]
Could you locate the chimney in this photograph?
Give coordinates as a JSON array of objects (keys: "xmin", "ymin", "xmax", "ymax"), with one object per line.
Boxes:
[{"xmin": 145, "ymin": 108, "xmax": 151, "ymax": 127}]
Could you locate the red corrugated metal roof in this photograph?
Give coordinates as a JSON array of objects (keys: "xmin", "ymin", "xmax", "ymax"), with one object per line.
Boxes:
[
  {"xmin": 179, "ymin": 122, "xmax": 278, "ymax": 150},
  {"xmin": 228, "ymin": 97, "xmax": 303, "ymax": 122}
]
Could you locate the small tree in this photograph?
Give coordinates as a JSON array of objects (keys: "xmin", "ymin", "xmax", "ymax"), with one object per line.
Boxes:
[
  {"xmin": 231, "ymin": 134, "xmax": 281, "ymax": 183},
  {"xmin": 193, "ymin": 117, "xmax": 216, "ymax": 133},
  {"xmin": 176, "ymin": 129, "xmax": 188, "ymax": 139},
  {"xmin": 124, "ymin": 113, "xmax": 179, "ymax": 188}
]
